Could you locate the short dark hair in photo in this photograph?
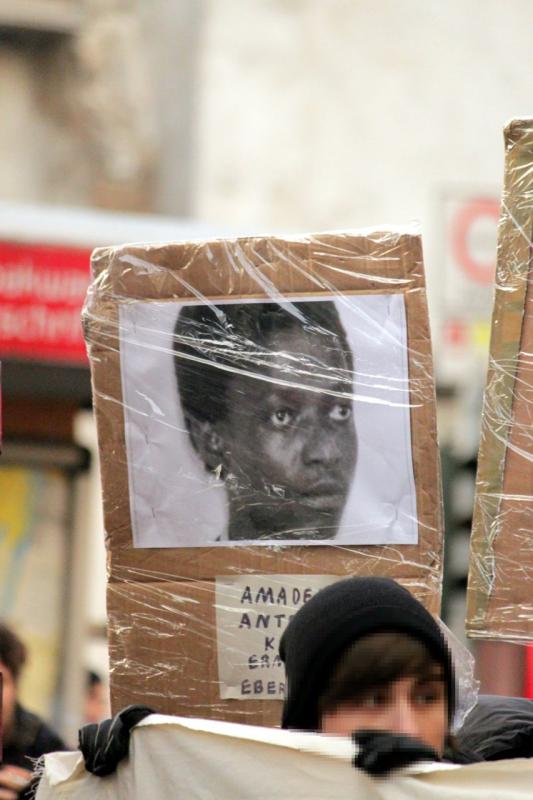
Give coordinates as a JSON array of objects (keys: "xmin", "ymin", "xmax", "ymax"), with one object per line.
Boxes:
[{"xmin": 173, "ymin": 299, "xmax": 354, "ymax": 429}]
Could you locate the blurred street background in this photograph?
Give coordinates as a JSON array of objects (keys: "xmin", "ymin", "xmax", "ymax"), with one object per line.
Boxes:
[{"xmin": 0, "ymin": 0, "xmax": 532, "ymax": 742}]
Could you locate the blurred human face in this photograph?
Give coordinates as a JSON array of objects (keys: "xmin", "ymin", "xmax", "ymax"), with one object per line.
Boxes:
[
  {"xmin": 219, "ymin": 326, "xmax": 357, "ymax": 539},
  {"xmin": 0, "ymin": 660, "xmax": 18, "ymax": 740},
  {"xmin": 84, "ymin": 680, "xmax": 111, "ymax": 725},
  {"xmin": 320, "ymin": 672, "xmax": 447, "ymax": 756}
]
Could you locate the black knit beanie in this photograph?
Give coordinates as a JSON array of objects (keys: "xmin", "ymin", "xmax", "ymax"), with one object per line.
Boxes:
[{"xmin": 279, "ymin": 577, "xmax": 454, "ymax": 731}]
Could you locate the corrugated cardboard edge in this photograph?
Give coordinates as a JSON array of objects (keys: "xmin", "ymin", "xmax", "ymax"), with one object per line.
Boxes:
[{"xmin": 466, "ymin": 118, "xmax": 533, "ymax": 637}]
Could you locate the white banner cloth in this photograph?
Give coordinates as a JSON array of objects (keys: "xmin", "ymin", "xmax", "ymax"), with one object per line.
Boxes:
[{"xmin": 36, "ymin": 714, "xmax": 533, "ymax": 800}]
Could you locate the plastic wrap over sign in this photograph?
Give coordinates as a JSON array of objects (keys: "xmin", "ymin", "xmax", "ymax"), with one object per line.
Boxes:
[
  {"xmin": 467, "ymin": 119, "xmax": 533, "ymax": 641},
  {"xmin": 83, "ymin": 227, "xmax": 444, "ymax": 724}
]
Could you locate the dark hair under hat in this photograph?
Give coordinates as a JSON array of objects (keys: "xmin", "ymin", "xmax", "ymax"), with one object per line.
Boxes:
[{"xmin": 279, "ymin": 577, "xmax": 455, "ymax": 731}]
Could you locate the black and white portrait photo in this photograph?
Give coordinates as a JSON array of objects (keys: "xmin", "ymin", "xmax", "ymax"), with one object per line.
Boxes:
[{"xmin": 119, "ymin": 294, "xmax": 418, "ymax": 548}]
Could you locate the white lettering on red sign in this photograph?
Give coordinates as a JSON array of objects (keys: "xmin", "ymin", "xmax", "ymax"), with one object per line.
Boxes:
[{"xmin": 0, "ymin": 240, "xmax": 92, "ymax": 364}]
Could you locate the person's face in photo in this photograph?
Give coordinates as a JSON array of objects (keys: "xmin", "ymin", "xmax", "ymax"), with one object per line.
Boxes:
[{"xmin": 213, "ymin": 323, "xmax": 357, "ymax": 539}]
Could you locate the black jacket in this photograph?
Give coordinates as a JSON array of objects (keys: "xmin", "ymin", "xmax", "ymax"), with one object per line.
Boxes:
[
  {"xmin": 2, "ymin": 703, "xmax": 66, "ymax": 798},
  {"xmin": 456, "ymin": 694, "xmax": 533, "ymax": 761}
]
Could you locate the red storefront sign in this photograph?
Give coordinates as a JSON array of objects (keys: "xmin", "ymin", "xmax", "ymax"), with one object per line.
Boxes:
[
  {"xmin": 450, "ymin": 197, "xmax": 500, "ymax": 286},
  {"xmin": 0, "ymin": 240, "xmax": 92, "ymax": 365}
]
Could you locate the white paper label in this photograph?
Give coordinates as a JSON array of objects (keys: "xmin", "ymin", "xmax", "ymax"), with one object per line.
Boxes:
[{"xmin": 215, "ymin": 574, "xmax": 339, "ymax": 700}]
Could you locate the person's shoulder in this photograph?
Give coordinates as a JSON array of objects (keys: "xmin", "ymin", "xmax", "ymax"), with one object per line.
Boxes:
[
  {"xmin": 456, "ymin": 694, "xmax": 533, "ymax": 761},
  {"xmin": 33, "ymin": 720, "xmax": 67, "ymax": 755},
  {"xmin": 15, "ymin": 704, "xmax": 67, "ymax": 758}
]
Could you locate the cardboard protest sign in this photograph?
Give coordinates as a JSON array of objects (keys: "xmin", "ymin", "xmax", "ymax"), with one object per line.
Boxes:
[
  {"xmin": 466, "ymin": 119, "xmax": 533, "ymax": 641},
  {"xmin": 84, "ymin": 228, "xmax": 443, "ymax": 722}
]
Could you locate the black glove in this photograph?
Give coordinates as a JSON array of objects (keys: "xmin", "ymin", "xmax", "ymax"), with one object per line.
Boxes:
[
  {"xmin": 79, "ymin": 704, "xmax": 155, "ymax": 777},
  {"xmin": 352, "ymin": 730, "xmax": 440, "ymax": 777}
]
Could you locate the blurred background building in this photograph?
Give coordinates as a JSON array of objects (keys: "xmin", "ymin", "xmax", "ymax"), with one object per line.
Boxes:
[{"xmin": 0, "ymin": 0, "xmax": 531, "ymax": 740}]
